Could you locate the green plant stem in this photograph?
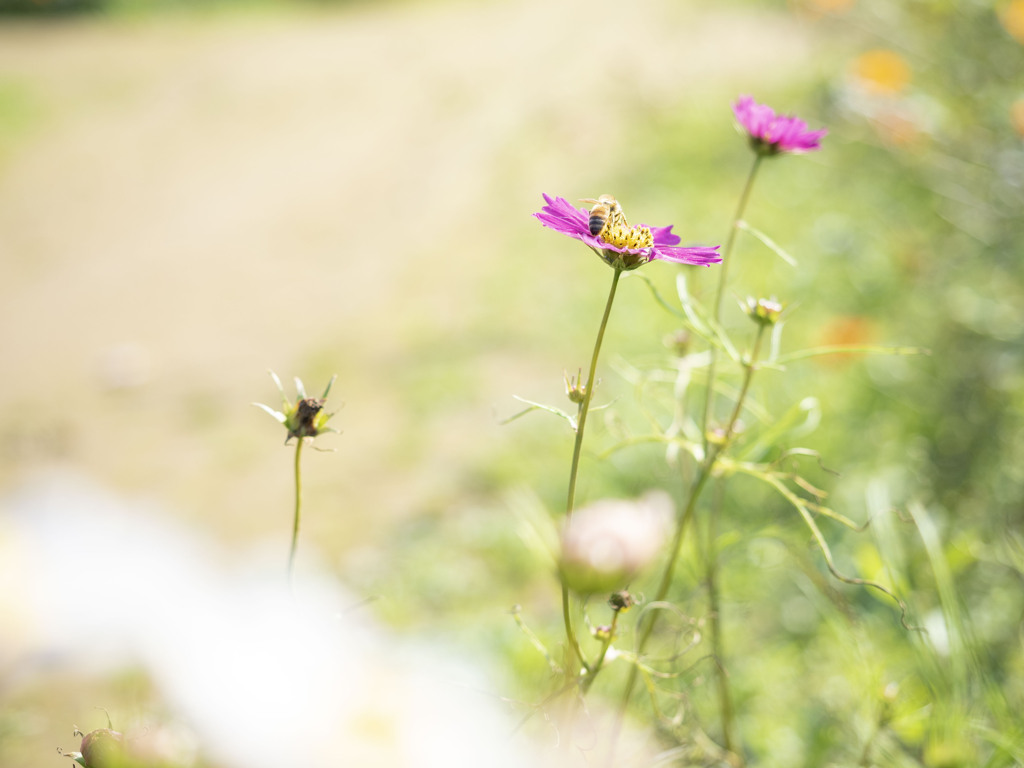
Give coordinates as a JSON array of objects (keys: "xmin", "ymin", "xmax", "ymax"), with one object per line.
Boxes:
[
  {"xmin": 567, "ymin": 266, "xmax": 623, "ymax": 516},
  {"xmin": 613, "ymin": 463, "xmax": 709, "ymax": 717},
  {"xmin": 581, "ymin": 609, "xmax": 621, "ymax": 695},
  {"xmin": 705, "ymin": 479, "xmax": 735, "ymax": 755},
  {"xmin": 562, "ymin": 266, "xmax": 623, "ymax": 675},
  {"xmin": 701, "ymin": 153, "xmax": 763, "ymax": 449},
  {"xmin": 705, "ymin": 324, "xmax": 766, "ymax": 759},
  {"xmin": 609, "ymin": 324, "xmax": 767, "ymax": 764},
  {"xmin": 288, "ymin": 437, "xmax": 304, "ymax": 586}
]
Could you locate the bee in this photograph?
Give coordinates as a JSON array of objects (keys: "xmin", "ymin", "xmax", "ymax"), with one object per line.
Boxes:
[{"xmin": 580, "ymin": 195, "xmax": 626, "ymax": 238}]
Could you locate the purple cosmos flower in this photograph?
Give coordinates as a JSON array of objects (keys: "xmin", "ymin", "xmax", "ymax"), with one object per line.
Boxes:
[
  {"xmin": 733, "ymin": 95, "xmax": 827, "ymax": 155},
  {"xmin": 533, "ymin": 194, "xmax": 721, "ymax": 270}
]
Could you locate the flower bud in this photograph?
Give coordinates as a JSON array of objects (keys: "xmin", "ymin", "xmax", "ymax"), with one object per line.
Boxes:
[
  {"xmin": 608, "ymin": 590, "xmax": 636, "ymax": 613},
  {"xmin": 564, "ymin": 369, "xmax": 587, "ymax": 405},
  {"xmin": 80, "ymin": 729, "xmax": 125, "ymax": 768},
  {"xmin": 705, "ymin": 426, "xmax": 729, "ymax": 447},
  {"xmin": 292, "ymin": 397, "xmax": 327, "ymax": 439},
  {"xmin": 743, "ymin": 296, "xmax": 784, "ymax": 327},
  {"xmin": 253, "ymin": 371, "xmax": 339, "ymax": 445},
  {"xmin": 560, "ymin": 493, "xmax": 673, "ymax": 595}
]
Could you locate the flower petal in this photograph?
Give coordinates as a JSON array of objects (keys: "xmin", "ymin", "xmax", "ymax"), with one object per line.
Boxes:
[
  {"xmin": 733, "ymin": 95, "xmax": 826, "ymax": 154},
  {"xmin": 649, "ymin": 225, "xmax": 681, "ymax": 247},
  {"xmin": 653, "ymin": 245, "xmax": 722, "ymax": 266}
]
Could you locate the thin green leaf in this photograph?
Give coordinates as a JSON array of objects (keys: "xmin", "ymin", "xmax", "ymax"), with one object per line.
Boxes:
[
  {"xmin": 597, "ymin": 434, "xmax": 700, "ymax": 463},
  {"xmin": 500, "ymin": 396, "xmax": 577, "ymax": 430},
  {"xmin": 907, "ymin": 501, "xmax": 972, "ymax": 691},
  {"xmin": 675, "ymin": 274, "xmax": 712, "ymax": 338},
  {"xmin": 628, "ymin": 272, "xmax": 686, "ymax": 320},
  {"xmin": 972, "ymin": 722, "xmax": 1024, "ymax": 763},
  {"xmin": 775, "ymin": 344, "xmax": 931, "ymax": 364},
  {"xmin": 737, "ymin": 219, "xmax": 798, "ymax": 267},
  {"xmin": 768, "ymin": 319, "xmax": 785, "ymax": 364},
  {"xmin": 511, "ymin": 606, "xmax": 563, "ymax": 675},
  {"xmin": 735, "ymin": 397, "xmax": 821, "ymax": 463},
  {"xmin": 739, "ymin": 466, "xmax": 918, "ymax": 631}
]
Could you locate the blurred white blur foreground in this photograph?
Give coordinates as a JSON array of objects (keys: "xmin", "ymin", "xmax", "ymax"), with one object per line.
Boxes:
[{"xmin": 0, "ymin": 471, "xmax": 532, "ymax": 768}]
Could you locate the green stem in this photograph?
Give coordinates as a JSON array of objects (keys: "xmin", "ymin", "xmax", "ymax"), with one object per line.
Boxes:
[
  {"xmin": 704, "ymin": 324, "xmax": 765, "ymax": 759},
  {"xmin": 706, "ymin": 478, "xmax": 735, "ymax": 755},
  {"xmin": 609, "ymin": 324, "xmax": 767, "ymax": 763},
  {"xmin": 288, "ymin": 437, "xmax": 304, "ymax": 587},
  {"xmin": 567, "ymin": 267, "xmax": 623, "ymax": 517},
  {"xmin": 563, "ymin": 266, "xmax": 623, "ymax": 674},
  {"xmin": 614, "ymin": 464, "xmax": 709, "ymax": 722},
  {"xmin": 581, "ymin": 609, "xmax": 621, "ymax": 695},
  {"xmin": 701, "ymin": 154, "xmax": 763, "ymax": 448},
  {"xmin": 722, "ymin": 325, "xmax": 766, "ymax": 444}
]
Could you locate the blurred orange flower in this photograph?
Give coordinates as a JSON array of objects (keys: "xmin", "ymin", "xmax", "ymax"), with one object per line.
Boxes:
[
  {"xmin": 853, "ymin": 50, "xmax": 911, "ymax": 94},
  {"xmin": 815, "ymin": 316, "xmax": 876, "ymax": 365},
  {"xmin": 1011, "ymin": 98, "xmax": 1024, "ymax": 137},
  {"xmin": 1000, "ymin": 0, "xmax": 1024, "ymax": 44},
  {"xmin": 793, "ymin": 0, "xmax": 855, "ymax": 16}
]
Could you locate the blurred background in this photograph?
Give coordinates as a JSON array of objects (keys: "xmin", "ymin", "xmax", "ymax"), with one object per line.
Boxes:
[{"xmin": 0, "ymin": 0, "xmax": 1022, "ymax": 765}]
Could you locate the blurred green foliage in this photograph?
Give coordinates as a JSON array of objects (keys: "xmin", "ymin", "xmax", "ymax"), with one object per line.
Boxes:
[{"xmin": 0, "ymin": 0, "xmax": 103, "ymax": 14}]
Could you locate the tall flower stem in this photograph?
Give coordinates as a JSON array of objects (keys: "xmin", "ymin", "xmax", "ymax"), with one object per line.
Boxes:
[
  {"xmin": 701, "ymin": 153, "xmax": 763, "ymax": 446},
  {"xmin": 702, "ymin": 322, "xmax": 766, "ymax": 759},
  {"xmin": 288, "ymin": 437, "xmax": 305, "ymax": 586},
  {"xmin": 609, "ymin": 324, "xmax": 767, "ymax": 764},
  {"xmin": 705, "ymin": 479, "xmax": 734, "ymax": 753},
  {"xmin": 580, "ymin": 609, "xmax": 622, "ymax": 695},
  {"xmin": 563, "ymin": 265, "xmax": 623, "ymax": 673}
]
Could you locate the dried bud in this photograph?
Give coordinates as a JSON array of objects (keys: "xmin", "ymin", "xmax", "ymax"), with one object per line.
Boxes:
[
  {"xmin": 608, "ymin": 590, "xmax": 635, "ymax": 613},
  {"xmin": 253, "ymin": 371, "xmax": 339, "ymax": 445},
  {"xmin": 560, "ymin": 492, "xmax": 673, "ymax": 595},
  {"xmin": 293, "ymin": 397, "xmax": 326, "ymax": 439}
]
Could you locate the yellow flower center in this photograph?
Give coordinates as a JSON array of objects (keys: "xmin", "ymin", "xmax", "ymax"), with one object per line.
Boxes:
[{"xmin": 601, "ymin": 222, "xmax": 654, "ymax": 251}]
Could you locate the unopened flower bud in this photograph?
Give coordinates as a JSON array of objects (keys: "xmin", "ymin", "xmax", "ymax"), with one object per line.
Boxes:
[
  {"xmin": 80, "ymin": 728, "xmax": 125, "ymax": 768},
  {"xmin": 744, "ymin": 296, "xmax": 784, "ymax": 327},
  {"xmin": 593, "ymin": 624, "xmax": 613, "ymax": 641},
  {"xmin": 564, "ymin": 369, "xmax": 587, "ymax": 404},
  {"xmin": 705, "ymin": 427, "xmax": 729, "ymax": 447},
  {"xmin": 560, "ymin": 492, "xmax": 673, "ymax": 595}
]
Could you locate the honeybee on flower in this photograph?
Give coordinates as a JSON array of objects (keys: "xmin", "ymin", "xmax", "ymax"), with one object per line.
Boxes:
[{"xmin": 534, "ymin": 194, "xmax": 721, "ymax": 271}]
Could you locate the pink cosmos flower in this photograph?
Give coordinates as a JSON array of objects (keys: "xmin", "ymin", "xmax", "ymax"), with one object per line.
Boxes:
[
  {"xmin": 533, "ymin": 194, "xmax": 721, "ymax": 270},
  {"xmin": 733, "ymin": 95, "xmax": 827, "ymax": 155}
]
